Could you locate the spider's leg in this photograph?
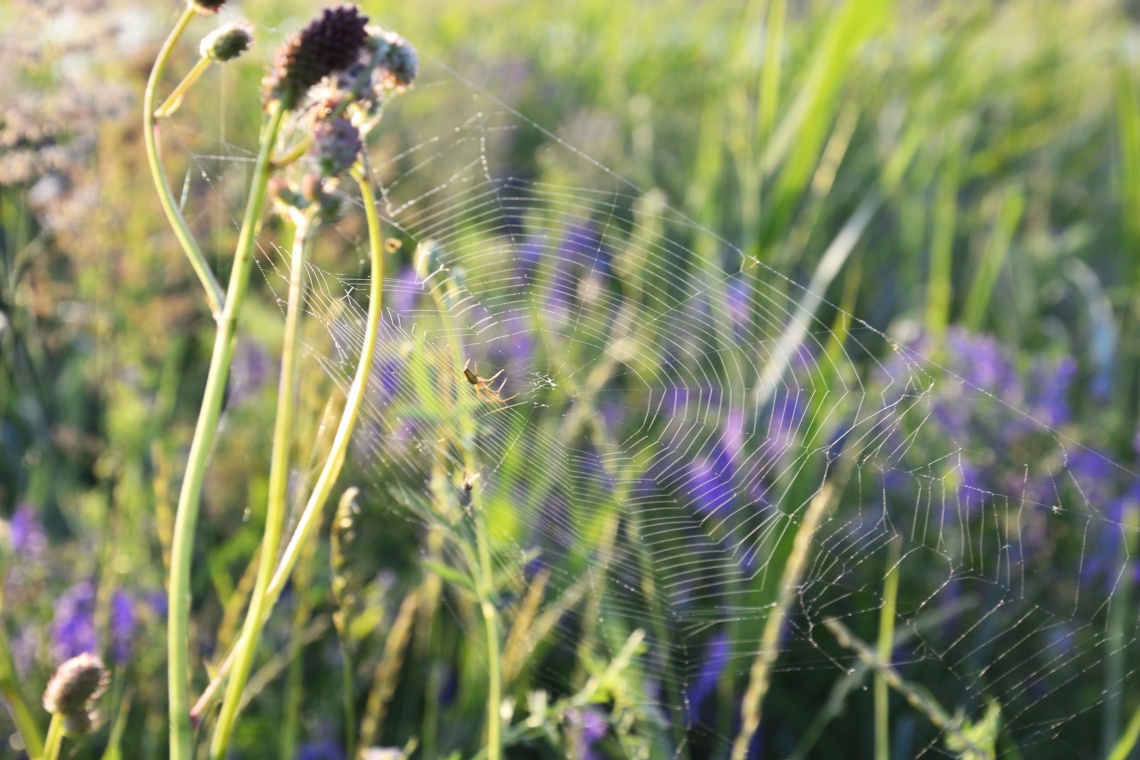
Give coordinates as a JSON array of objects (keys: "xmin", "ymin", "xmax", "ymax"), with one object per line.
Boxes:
[
  {"xmin": 498, "ymin": 391, "xmax": 519, "ymax": 403},
  {"xmin": 491, "ymin": 375, "xmax": 508, "ymax": 393},
  {"xmin": 485, "ymin": 369, "xmax": 504, "ymax": 384}
]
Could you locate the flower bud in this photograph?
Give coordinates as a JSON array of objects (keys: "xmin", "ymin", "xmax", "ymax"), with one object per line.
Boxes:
[
  {"xmin": 200, "ymin": 21, "xmax": 254, "ymax": 62},
  {"xmin": 312, "ymin": 116, "xmax": 362, "ymax": 177},
  {"xmin": 42, "ymin": 653, "xmax": 109, "ymax": 717},
  {"xmin": 378, "ymin": 31, "xmax": 418, "ymax": 91}
]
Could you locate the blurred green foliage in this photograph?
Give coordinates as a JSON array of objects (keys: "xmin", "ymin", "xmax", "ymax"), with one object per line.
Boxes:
[{"xmin": 1, "ymin": 0, "xmax": 1140, "ymax": 757}]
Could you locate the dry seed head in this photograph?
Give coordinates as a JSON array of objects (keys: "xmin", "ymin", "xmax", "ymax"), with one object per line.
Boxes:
[
  {"xmin": 263, "ymin": 4, "xmax": 370, "ymax": 111},
  {"xmin": 200, "ymin": 21, "xmax": 254, "ymax": 62},
  {"xmin": 42, "ymin": 652, "xmax": 109, "ymax": 716}
]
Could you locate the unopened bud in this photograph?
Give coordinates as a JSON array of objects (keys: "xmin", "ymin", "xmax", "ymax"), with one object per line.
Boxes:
[{"xmin": 201, "ymin": 21, "xmax": 254, "ymax": 62}]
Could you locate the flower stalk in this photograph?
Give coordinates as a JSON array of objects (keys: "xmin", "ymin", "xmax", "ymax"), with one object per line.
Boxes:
[
  {"xmin": 209, "ymin": 207, "xmax": 315, "ymax": 758},
  {"xmin": 188, "ymin": 156, "xmax": 386, "ymax": 725},
  {"xmin": 166, "ymin": 100, "xmax": 286, "ymax": 760},
  {"xmin": 143, "ymin": 6, "xmax": 225, "ymax": 316}
]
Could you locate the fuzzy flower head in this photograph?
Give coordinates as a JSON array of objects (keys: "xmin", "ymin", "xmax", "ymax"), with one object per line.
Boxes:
[
  {"xmin": 375, "ymin": 29, "xmax": 418, "ymax": 92},
  {"xmin": 42, "ymin": 653, "xmax": 109, "ymax": 717},
  {"xmin": 263, "ymin": 4, "xmax": 370, "ymax": 111},
  {"xmin": 200, "ymin": 21, "xmax": 254, "ymax": 62},
  {"xmin": 308, "ymin": 25, "xmax": 419, "ymax": 128},
  {"xmin": 311, "ymin": 116, "xmax": 362, "ymax": 177}
]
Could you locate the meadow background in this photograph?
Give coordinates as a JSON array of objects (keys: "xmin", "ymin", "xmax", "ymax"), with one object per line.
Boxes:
[{"xmin": 2, "ymin": 0, "xmax": 1140, "ymax": 758}]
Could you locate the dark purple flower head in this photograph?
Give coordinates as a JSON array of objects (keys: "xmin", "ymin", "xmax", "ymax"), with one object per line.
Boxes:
[
  {"xmin": 53, "ymin": 581, "xmax": 97, "ymax": 661},
  {"xmin": 189, "ymin": 0, "xmax": 226, "ymax": 15},
  {"xmin": 263, "ymin": 4, "xmax": 370, "ymax": 110}
]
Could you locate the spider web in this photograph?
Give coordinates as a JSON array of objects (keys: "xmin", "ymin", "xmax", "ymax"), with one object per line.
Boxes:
[{"xmin": 178, "ymin": 26, "xmax": 1140, "ymax": 760}]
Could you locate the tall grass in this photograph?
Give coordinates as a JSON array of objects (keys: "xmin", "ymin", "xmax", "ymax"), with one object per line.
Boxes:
[{"xmin": 1, "ymin": 0, "xmax": 1138, "ymax": 758}]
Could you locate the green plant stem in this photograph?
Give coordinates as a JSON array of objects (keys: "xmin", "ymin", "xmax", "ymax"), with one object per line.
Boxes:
[
  {"xmin": 167, "ymin": 102, "xmax": 286, "ymax": 760},
  {"xmin": 1, "ymin": 683, "xmax": 43, "ymax": 759},
  {"xmin": 823, "ymin": 617, "xmax": 986, "ymax": 757},
  {"xmin": 155, "ymin": 56, "xmax": 214, "ymax": 120},
  {"xmin": 731, "ymin": 458, "xmax": 851, "ymax": 760},
  {"xmin": 0, "ymin": 620, "xmax": 43, "ymax": 758},
  {"xmin": 339, "ymin": 639, "xmax": 357, "ymax": 760},
  {"xmin": 41, "ymin": 714, "xmax": 63, "ymax": 760},
  {"xmin": 189, "ymin": 158, "xmax": 388, "ymax": 724},
  {"xmin": 477, "ymin": 527, "xmax": 503, "ymax": 760},
  {"xmin": 266, "ymin": 160, "xmax": 384, "ymax": 608},
  {"xmin": 875, "ymin": 537, "xmax": 902, "ymax": 760},
  {"xmin": 1103, "ymin": 503, "xmax": 1138, "ymax": 755},
  {"xmin": 210, "ymin": 211, "xmax": 314, "ymax": 758},
  {"xmin": 143, "ymin": 7, "xmax": 225, "ymax": 316},
  {"xmin": 1108, "ymin": 703, "xmax": 1140, "ymax": 760}
]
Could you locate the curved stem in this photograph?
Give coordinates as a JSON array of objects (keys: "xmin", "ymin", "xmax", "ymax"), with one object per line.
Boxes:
[
  {"xmin": 210, "ymin": 210, "xmax": 314, "ymax": 758},
  {"xmin": 266, "ymin": 159, "xmax": 384, "ymax": 606},
  {"xmin": 189, "ymin": 156, "xmax": 387, "ymax": 724},
  {"xmin": 167, "ymin": 102, "xmax": 286, "ymax": 760},
  {"xmin": 143, "ymin": 7, "xmax": 226, "ymax": 316},
  {"xmin": 156, "ymin": 56, "xmax": 214, "ymax": 120}
]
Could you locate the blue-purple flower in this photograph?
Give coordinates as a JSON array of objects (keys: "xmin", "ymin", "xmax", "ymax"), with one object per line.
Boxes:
[
  {"xmin": 53, "ymin": 580, "xmax": 97, "ymax": 660},
  {"xmin": 9, "ymin": 502, "xmax": 47, "ymax": 560}
]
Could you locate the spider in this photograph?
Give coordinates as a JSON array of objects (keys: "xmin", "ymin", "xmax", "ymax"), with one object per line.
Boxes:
[{"xmin": 454, "ymin": 359, "xmax": 517, "ymax": 404}]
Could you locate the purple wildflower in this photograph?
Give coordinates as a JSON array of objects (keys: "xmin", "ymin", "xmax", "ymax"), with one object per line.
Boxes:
[
  {"xmin": 53, "ymin": 581, "xmax": 97, "ymax": 660},
  {"xmin": 685, "ymin": 631, "xmax": 730, "ymax": 718},
  {"xmin": 296, "ymin": 738, "xmax": 346, "ymax": 760},
  {"xmin": 109, "ymin": 591, "xmax": 136, "ymax": 664},
  {"xmin": 9, "ymin": 503, "xmax": 47, "ymax": 560},
  {"xmin": 229, "ymin": 340, "xmax": 273, "ymax": 406},
  {"xmin": 945, "ymin": 328, "xmax": 1017, "ymax": 395},
  {"xmin": 1026, "ymin": 355, "xmax": 1076, "ymax": 426},
  {"xmin": 560, "ymin": 224, "xmax": 610, "ymax": 276},
  {"xmin": 684, "ymin": 448, "xmax": 736, "ymax": 516}
]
